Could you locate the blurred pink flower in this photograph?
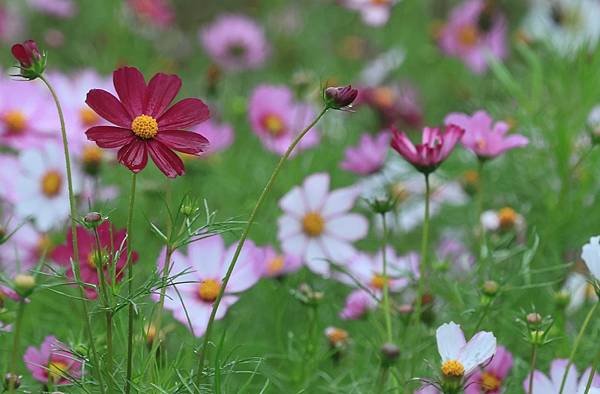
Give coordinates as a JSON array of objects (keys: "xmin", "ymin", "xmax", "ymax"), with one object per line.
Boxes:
[
  {"xmin": 343, "ymin": 0, "xmax": 398, "ymax": 26},
  {"xmin": 248, "ymin": 85, "xmax": 319, "ymax": 156},
  {"xmin": 340, "ymin": 132, "xmax": 390, "ymax": 175},
  {"xmin": 0, "ymin": 154, "xmax": 19, "ymax": 202},
  {"xmin": 24, "ymin": 336, "xmax": 83, "ymax": 385},
  {"xmin": 255, "ymin": 245, "xmax": 301, "ymax": 278},
  {"xmin": 192, "ymin": 118, "xmax": 234, "ymax": 156},
  {"xmin": 127, "ymin": 0, "xmax": 175, "ymax": 29},
  {"xmin": 0, "ymin": 223, "xmax": 47, "ymax": 276},
  {"xmin": 339, "ymin": 289, "xmax": 377, "ymax": 320},
  {"xmin": 465, "ymin": 345, "xmax": 513, "ymax": 394},
  {"xmin": 445, "ymin": 110, "xmax": 528, "ymax": 159},
  {"xmin": 523, "ymin": 359, "xmax": 600, "ymax": 394},
  {"xmin": 200, "ymin": 14, "xmax": 269, "ymax": 72},
  {"xmin": 357, "ymin": 84, "xmax": 423, "ymax": 128},
  {"xmin": 277, "ymin": 173, "xmax": 368, "ymax": 275},
  {"xmin": 438, "ymin": 0, "xmax": 507, "ymax": 74},
  {"xmin": 0, "ymin": 76, "xmax": 57, "ymax": 150},
  {"xmin": 0, "ymin": 5, "xmax": 24, "ymax": 43},
  {"xmin": 26, "ymin": 0, "xmax": 76, "ymax": 18},
  {"xmin": 390, "ymin": 125, "xmax": 464, "ymax": 174},
  {"xmin": 436, "ymin": 234, "xmax": 474, "ymax": 274},
  {"xmin": 153, "ymin": 235, "xmax": 262, "ymax": 337}
]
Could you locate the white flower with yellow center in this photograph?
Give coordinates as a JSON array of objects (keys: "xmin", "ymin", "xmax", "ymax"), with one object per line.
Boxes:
[
  {"xmin": 277, "ymin": 173, "xmax": 369, "ymax": 276},
  {"xmin": 14, "ymin": 144, "xmax": 80, "ymax": 231},
  {"xmin": 436, "ymin": 322, "xmax": 496, "ymax": 381}
]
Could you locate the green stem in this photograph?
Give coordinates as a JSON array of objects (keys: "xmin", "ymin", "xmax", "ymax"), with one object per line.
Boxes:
[
  {"xmin": 584, "ymin": 354, "xmax": 598, "ymax": 394},
  {"xmin": 125, "ymin": 173, "xmax": 137, "ymax": 394},
  {"xmin": 376, "ymin": 366, "xmax": 389, "ymax": 394},
  {"xmin": 559, "ymin": 302, "xmax": 599, "ymax": 394},
  {"xmin": 39, "ymin": 75, "xmax": 105, "ymax": 393},
  {"xmin": 413, "ymin": 173, "xmax": 431, "ymax": 324},
  {"xmin": 8, "ymin": 301, "xmax": 26, "ymax": 393},
  {"xmin": 381, "ymin": 213, "xmax": 393, "ymax": 343},
  {"xmin": 477, "ymin": 160, "xmax": 486, "ymax": 260},
  {"xmin": 528, "ymin": 343, "xmax": 538, "ymax": 394},
  {"xmin": 195, "ymin": 107, "xmax": 328, "ymax": 386},
  {"xmin": 148, "ymin": 246, "xmax": 174, "ymax": 370}
]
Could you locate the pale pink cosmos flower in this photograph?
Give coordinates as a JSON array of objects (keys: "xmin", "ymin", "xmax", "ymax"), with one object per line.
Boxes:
[
  {"xmin": 24, "ymin": 336, "xmax": 83, "ymax": 385},
  {"xmin": 0, "ymin": 76, "xmax": 57, "ymax": 150},
  {"xmin": 248, "ymin": 85, "xmax": 319, "ymax": 156},
  {"xmin": 444, "ymin": 110, "xmax": 528, "ymax": 160},
  {"xmin": 390, "ymin": 125, "xmax": 464, "ymax": 174},
  {"xmin": 343, "ymin": 0, "xmax": 399, "ymax": 27},
  {"xmin": 255, "ymin": 245, "xmax": 301, "ymax": 278},
  {"xmin": 436, "ymin": 234, "xmax": 475, "ymax": 274},
  {"xmin": 0, "ymin": 223, "xmax": 48, "ymax": 276},
  {"xmin": 14, "ymin": 144, "xmax": 80, "ymax": 231},
  {"xmin": 277, "ymin": 173, "xmax": 368, "ymax": 275},
  {"xmin": 339, "ymin": 289, "xmax": 377, "ymax": 320},
  {"xmin": 340, "ymin": 132, "xmax": 390, "ymax": 175},
  {"xmin": 26, "ymin": 0, "xmax": 76, "ymax": 18},
  {"xmin": 563, "ymin": 272, "xmax": 598, "ymax": 312},
  {"xmin": 192, "ymin": 118, "xmax": 234, "ymax": 156},
  {"xmin": 438, "ymin": 0, "xmax": 507, "ymax": 74},
  {"xmin": 200, "ymin": 14, "xmax": 270, "ymax": 72},
  {"xmin": 0, "ymin": 154, "xmax": 19, "ymax": 202},
  {"xmin": 153, "ymin": 234, "xmax": 262, "ymax": 337},
  {"xmin": 126, "ymin": 0, "xmax": 175, "ymax": 29},
  {"xmin": 0, "ymin": 4, "xmax": 24, "ymax": 43},
  {"xmin": 524, "ymin": 359, "xmax": 600, "ymax": 394},
  {"xmin": 465, "ymin": 345, "xmax": 513, "ymax": 394},
  {"xmin": 436, "ymin": 322, "xmax": 496, "ymax": 381}
]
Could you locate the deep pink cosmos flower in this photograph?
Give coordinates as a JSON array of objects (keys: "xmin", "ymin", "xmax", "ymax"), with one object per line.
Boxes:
[
  {"xmin": 24, "ymin": 336, "xmax": 83, "ymax": 385},
  {"xmin": 390, "ymin": 125, "xmax": 464, "ymax": 174},
  {"xmin": 339, "ymin": 289, "xmax": 377, "ymax": 320},
  {"xmin": 51, "ymin": 221, "xmax": 137, "ymax": 299},
  {"xmin": 445, "ymin": 110, "xmax": 529, "ymax": 160},
  {"xmin": 85, "ymin": 66, "xmax": 210, "ymax": 177},
  {"xmin": 340, "ymin": 132, "xmax": 390, "ymax": 175},
  {"xmin": 438, "ymin": 0, "xmax": 507, "ymax": 74},
  {"xmin": 127, "ymin": 0, "xmax": 175, "ymax": 29},
  {"xmin": 191, "ymin": 118, "xmax": 234, "ymax": 156},
  {"xmin": 357, "ymin": 83, "xmax": 423, "ymax": 128},
  {"xmin": 10, "ymin": 39, "xmax": 47, "ymax": 80},
  {"xmin": 26, "ymin": 0, "xmax": 76, "ymax": 18},
  {"xmin": 465, "ymin": 345, "xmax": 513, "ymax": 394},
  {"xmin": 324, "ymin": 85, "xmax": 358, "ymax": 110}
]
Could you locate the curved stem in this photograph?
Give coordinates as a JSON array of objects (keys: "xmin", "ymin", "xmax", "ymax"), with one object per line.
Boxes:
[
  {"xmin": 381, "ymin": 213, "xmax": 392, "ymax": 343},
  {"xmin": 413, "ymin": 173, "xmax": 431, "ymax": 324},
  {"xmin": 584, "ymin": 354, "xmax": 598, "ymax": 394},
  {"xmin": 8, "ymin": 301, "xmax": 25, "ymax": 393},
  {"xmin": 528, "ymin": 343, "xmax": 538, "ymax": 394},
  {"xmin": 559, "ymin": 302, "xmax": 599, "ymax": 394},
  {"xmin": 195, "ymin": 107, "xmax": 328, "ymax": 386},
  {"xmin": 39, "ymin": 75, "xmax": 105, "ymax": 393},
  {"xmin": 125, "ymin": 173, "xmax": 137, "ymax": 394}
]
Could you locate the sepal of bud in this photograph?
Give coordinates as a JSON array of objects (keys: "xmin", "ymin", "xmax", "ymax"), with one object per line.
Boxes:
[
  {"xmin": 324, "ymin": 85, "xmax": 358, "ymax": 110},
  {"xmin": 11, "ymin": 40, "xmax": 47, "ymax": 80},
  {"xmin": 13, "ymin": 274, "xmax": 36, "ymax": 298},
  {"xmin": 380, "ymin": 342, "xmax": 400, "ymax": 368}
]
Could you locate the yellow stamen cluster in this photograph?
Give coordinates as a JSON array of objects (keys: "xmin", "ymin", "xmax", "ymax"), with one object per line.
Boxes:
[
  {"xmin": 82, "ymin": 145, "xmax": 103, "ymax": 166},
  {"xmin": 481, "ymin": 372, "xmax": 501, "ymax": 392},
  {"xmin": 131, "ymin": 114, "xmax": 158, "ymax": 139},
  {"xmin": 4, "ymin": 110, "xmax": 26, "ymax": 133},
  {"xmin": 302, "ymin": 212, "xmax": 325, "ymax": 237},
  {"xmin": 47, "ymin": 361, "xmax": 68, "ymax": 383},
  {"xmin": 198, "ymin": 279, "xmax": 221, "ymax": 303},
  {"xmin": 441, "ymin": 359, "xmax": 465, "ymax": 377},
  {"xmin": 263, "ymin": 114, "xmax": 285, "ymax": 137},
  {"xmin": 80, "ymin": 107, "xmax": 100, "ymax": 127},
  {"xmin": 41, "ymin": 170, "xmax": 62, "ymax": 198},
  {"xmin": 498, "ymin": 207, "xmax": 517, "ymax": 230},
  {"xmin": 326, "ymin": 328, "xmax": 349, "ymax": 346},
  {"xmin": 372, "ymin": 87, "xmax": 395, "ymax": 108},
  {"xmin": 370, "ymin": 274, "xmax": 389, "ymax": 290},
  {"xmin": 266, "ymin": 256, "xmax": 285, "ymax": 276},
  {"xmin": 458, "ymin": 25, "xmax": 479, "ymax": 47},
  {"xmin": 36, "ymin": 235, "xmax": 53, "ymax": 256}
]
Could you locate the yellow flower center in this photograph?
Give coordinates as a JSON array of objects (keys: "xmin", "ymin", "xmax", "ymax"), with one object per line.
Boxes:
[
  {"xmin": 373, "ymin": 87, "xmax": 395, "ymax": 108},
  {"xmin": 302, "ymin": 212, "xmax": 325, "ymax": 237},
  {"xmin": 87, "ymin": 250, "xmax": 106, "ymax": 269},
  {"xmin": 82, "ymin": 145, "xmax": 103, "ymax": 166},
  {"xmin": 498, "ymin": 207, "xmax": 517, "ymax": 230},
  {"xmin": 326, "ymin": 328, "xmax": 349, "ymax": 346},
  {"xmin": 262, "ymin": 114, "xmax": 285, "ymax": 137},
  {"xmin": 266, "ymin": 256, "xmax": 285, "ymax": 276},
  {"xmin": 36, "ymin": 234, "xmax": 52, "ymax": 256},
  {"xmin": 476, "ymin": 138, "xmax": 487, "ymax": 150},
  {"xmin": 4, "ymin": 110, "xmax": 26, "ymax": 133},
  {"xmin": 586, "ymin": 283, "xmax": 597, "ymax": 299},
  {"xmin": 80, "ymin": 107, "xmax": 100, "ymax": 127},
  {"xmin": 441, "ymin": 359, "xmax": 465, "ymax": 377},
  {"xmin": 371, "ymin": 0, "xmax": 390, "ymax": 4},
  {"xmin": 198, "ymin": 279, "xmax": 221, "ymax": 302},
  {"xmin": 458, "ymin": 25, "xmax": 479, "ymax": 47},
  {"xmin": 481, "ymin": 371, "xmax": 501, "ymax": 392},
  {"xmin": 41, "ymin": 170, "xmax": 62, "ymax": 198},
  {"xmin": 131, "ymin": 114, "xmax": 158, "ymax": 139},
  {"xmin": 370, "ymin": 274, "xmax": 388, "ymax": 290},
  {"xmin": 389, "ymin": 182, "xmax": 410, "ymax": 203},
  {"xmin": 463, "ymin": 169, "xmax": 479, "ymax": 184},
  {"xmin": 47, "ymin": 361, "xmax": 68, "ymax": 383}
]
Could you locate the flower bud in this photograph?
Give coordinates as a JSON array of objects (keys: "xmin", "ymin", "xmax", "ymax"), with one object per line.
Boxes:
[
  {"xmin": 482, "ymin": 280, "xmax": 499, "ymax": 297},
  {"xmin": 530, "ymin": 329, "xmax": 545, "ymax": 345},
  {"xmin": 10, "ymin": 40, "xmax": 46, "ymax": 80},
  {"xmin": 13, "ymin": 274, "xmax": 36, "ymax": 298},
  {"xmin": 4, "ymin": 373, "xmax": 21, "ymax": 390},
  {"xmin": 325, "ymin": 326, "xmax": 349, "ymax": 348},
  {"xmin": 367, "ymin": 195, "xmax": 397, "ymax": 215},
  {"xmin": 554, "ymin": 290, "xmax": 571, "ymax": 309},
  {"xmin": 324, "ymin": 85, "xmax": 358, "ymax": 110},
  {"xmin": 83, "ymin": 212, "xmax": 103, "ymax": 226},
  {"xmin": 526, "ymin": 312, "xmax": 542, "ymax": 327},
  {"xmin": 380, "ymin": 342, "xmax": 400, "ymax": 367}
]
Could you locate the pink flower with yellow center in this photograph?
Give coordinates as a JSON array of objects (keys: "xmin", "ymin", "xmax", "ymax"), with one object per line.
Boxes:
[
  {"xmin": 524, "ymin": 359, "xmax": 600, "ymax": 394},
  {"xmin": 339, "ymin": 289, "xmax": 377, "ymax": 320},
  {"xmin": 248, "ymin": 85, "xmax": 320, "ymax": 156},
  {"xmin": 340, "ymin": 131, "xmax": 390, "ymax": 175},
  {"xmin": 190, "ymin": 118, "xmax": 234, "ymax": 157},
  {"xmin": 0, "ymin": 223, "xmax": 50, "ymax": 277},
  {"xmin": 255, "ymin": 245, "xmax": 301, "ymax": 278},
  {"xmin": 277, "ymin": 173, "xmax": 368, "ymax": 275},
  {"xmin": 24, "ymin": 336, "xmax": 83, "ymax": 385},
  {"xmin": 464, "ymin": 345, "xmax": 513, "ymax": 394},
  {"xmin": 153, "ymin": 234, "xmax": 262, "ymax": 337}
]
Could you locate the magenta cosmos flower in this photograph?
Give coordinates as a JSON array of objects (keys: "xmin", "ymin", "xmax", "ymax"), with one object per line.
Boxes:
[
  {"xmin": 153, "ymin": 234, "xmax": 262, "ymax": 337},
  {"xmin": 340, "ymin": 131, "xmax": 390, "ymax": 175},
  {"xmin": 277, "ymin": 173, "xmax": 368, "ymax": 275},
  {"xmin": 464, "ymin": 345, "xmax": 513, "ymax": 394},
  {"xmin": 51, "ymin": 221, "xmax": 137, "ymax": 299},
  {"xmin": 445, "ymin": 110, "xmax": 528, "ymax": 160},
  {"xmin": 438, "ymin": 0, "xmax": 507, "ymax": 74},
  {"xmin": 85, "ymin": 66, "xmax": 210, "ymax": 178},
  {"xmin": 343, "ymin": 0, "xmax": 399, "ymax": 27},
  {"xmin": 200, "ymin": 14, "xmax": 269, "ymax": 72},
  {"xmin": 191, "ymin": 118, "xmax": 234, "ymax": 156},
  {"xmin": 255, "ymin": 245, "xmax": 302, "ymax": 278},
  {"xmin": 524, "ymin": 359, "xmax": 600, "ymax": 394},
  {"xmin": 248, "ymin": 85, "xmax": 319, "ymax": 156},
  {"xmin": 127, "ymin": 0, "xmax": 175, "ymax": 29},
  {"xmin": 24, "ymin": 336, "xmax": 83, "ymax": 385},
  {"xmin": 390, "ymin": 125, "xmax": 464, "ymax": 174},
  {"xmin": 339, "ymin": 289, "xmax": 377, "ymax": 320}
]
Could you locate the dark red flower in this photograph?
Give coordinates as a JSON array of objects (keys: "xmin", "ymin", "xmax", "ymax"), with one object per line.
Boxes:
[
  {"xmin": 10, "ymin": 40, "xmax": 46, "ymax": 80},
  {"xmin": 51, "ymin": 221, "xmax": 138, "ymax": 299},
  {"xmin": 324, "ymin": 85, "xmax": 358, "ymax": 110},
  {"xmin": 85, "ymin": 66, "xmax": 210, "ymax": 177}
]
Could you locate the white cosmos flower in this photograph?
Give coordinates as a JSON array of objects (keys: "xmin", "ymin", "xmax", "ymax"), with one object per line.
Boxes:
[
  {"xmin": 563, "ymin": 272, "xmax": 598, "ymax": 312},
  {"xmin": 277, "ymin": 173, "xmax": 368, "ymax": 276},
  {"xmin": 14, "ymin": 144, "xmax": 80, "ymax": 231},
  {"xmin": 436, "ymin": 322, "xmax": 496, "ymax": 379},
  {"xmin": 582, "ymin": 236, "xmax": 600, "ymax": 279}
]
